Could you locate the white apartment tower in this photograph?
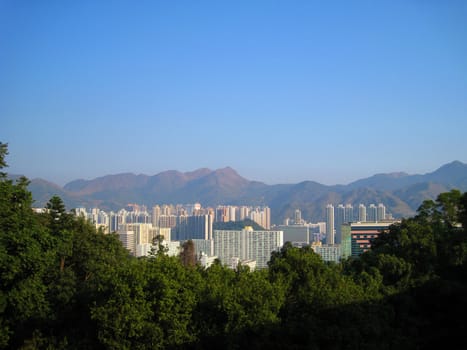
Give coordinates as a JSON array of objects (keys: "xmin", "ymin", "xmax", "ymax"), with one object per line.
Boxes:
[
  {"xmin": 377, "ymin": 203, "xmax": 386, "ymax": 221},
  {"xmin": 249, "ymin": 207, "xmax": 270, "ymax": 229},
  {"xmin": 335, "ymin": 204, "xmax": 345, "ymax": 244},
  {"xmin": 152, "ymin": 205, "xmax": 161, "ymax": 228},
  {"xmin": 326, "ymin": 204, "xmax": 335, "ymax": 245},
  {"xmin": 118, "ymin": 230, "xmax": 135, "ymax": 255},
  {"xmin": 238, "ymin": 206, "xmax": 249, "ymax": 221},
  {"xmin": 214, "ymin": 227, "xmax": 283, "ymax": 269},
  {"xmin": 367, "ymin": 204, "xmax": 378, "ymax": 222},
  {"xmin": 294, "ymin": 209, "xmax": 302, "ymax": 225},
  {"xmin": 358, "ymin": 204, "xmax": 367, "ymax": 222},
  {"xmin": 345, "ymin": 204, "xmax": 354, "ymax": 223}
]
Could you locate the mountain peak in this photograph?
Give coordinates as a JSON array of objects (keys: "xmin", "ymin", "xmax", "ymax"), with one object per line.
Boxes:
[
  {"xmin": 208, "ymin": 167, "xmax": 247, "ymax": 183},
  {"xmin": 435, "ymin": 160, "xmax": 465, "ymax": 171},
  {"xmin": 23, "ymin": 161, "xmax": 467, "ymax": 223},
  {"xmin": 184, "ymin": 168, "xmax": 212, "ymax": 179},
  {"xmin": 214, "ymin": 166, "xmax": 238, "ymax": 175},
  {"xmin": 427, "ymin": 160, "xmax": 467, "ymax": 183}
]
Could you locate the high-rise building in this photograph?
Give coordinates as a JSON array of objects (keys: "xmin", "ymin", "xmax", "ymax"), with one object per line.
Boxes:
[
  {"xmin": 345, "ymin": 204, "xmax": 354, "ymax": 223},
  {"xmin": 263, "ymin": 206, "xmax": 271, "ymax": 229},
  {"xmin": 152, "ymin": 205, "xmax": 161, "ymax": 227},
  {"xmin": 238, "ymin": 206, "xmax": 249, "ymax": 221},
  {"xmin": 183, "ymin": 203, "xmax": 201, "ymax": 216},
  {"xmin": 214, "ymin": 227, "xmax": 283, "ymax": 269},
  {"xmin": 229, "ymin": 206, "xmax": 236, "ymax": 222},
  {"xmin": 311, "ymin": 242, "xmax": 341, "ymax": 263},
  {"xmin": 74, "ymin": 207, "xmax": 87, "ymax": 218},
  {"xmin": 326, "ymin": 204, "xmax": 335, "ymax": 245},
  {"xmin": 106, "ymin": 211, "xmax": 118, "ymax": 233},
  {"xmin": 161, "ymin": 204, "xmax": 172, "ymax": 216},
  {"xmin": 377, "ymin": 203, "xmax": 386, "ymax": 221},
  {"xmin": 159, "ymin": 215, "xmax": 177, "ymax": 228},
  {"xmin": 190, "ymin": 239, "xmax": 214, "ymax": 257},
  {"xmin": 294, "ymin": 209, "xmax": 302, "ymax": 225},
  {"xmin": 340, "ymin": 224, "xmax": 352, "ymax": 259},
  {"xmin": 335, "ymin": 204, "xmax": 345, "ymax": 244},
  {"xmin": 358, "ymin": 204, "xmax": 367, "ymax": 222},
  {"xmin": 277, "ymin": 225, "xmax": 310, "ymax": 244},
  {"xmin": 157, "ymin": 227, "xmax": 171, "ymax": 241},
  {"xmin": 118, "ymin": 230, "xmax": 135, "ymax": 255},
  {"xmin": 174, "ymin": 214, "xmax": 214, "ymax": 241},
  {"xmin": 216, "ymin": 206, "xmax": 230, "ymax": 222},
  {"xmin": 118, "ymin": 223, "xmax": 156, "ymax": 245},
  {"xmin": 350, "ymin": 221, "xmax": 399, "ymax": 257},
  {"xmin": 249, "ymin": 206, "xmax": 271, "ymax": 229},
  {"xmin": 367, "ymin": 204, "xmax": 377, "ymax": 222}
]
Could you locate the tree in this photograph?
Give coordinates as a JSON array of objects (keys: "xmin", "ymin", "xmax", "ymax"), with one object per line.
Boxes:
[
  {"xmin": 2, "ymin": 141, "xmax": 467, "ymax": 349},
  {"xmin": 0, "ymin": 142, "xmax": 8, "ymax": 178},
  {"xmin": 45, "ymin": 196, "xmax": 74, "ymax": 272},
  {"xmin": 0, "ymin": 143, "xmax": 55, "ymax": 348},
  {"xmin": 149, "ymin": 234, "xmax": 168, "ymax": 257},
  {"xmin": 180, "ymin": 240, "xmax": 196, "ymax": 267}
]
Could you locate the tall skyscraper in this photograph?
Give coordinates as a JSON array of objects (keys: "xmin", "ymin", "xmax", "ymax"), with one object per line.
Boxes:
[
  {"xmin": 152, "ymin": 205, "xmax": 161, "ymax": 228},
  {"xmin": 358, "ymin": 204, "xmax": 367, "ymax": 222},
  {"xmin": 238, "ymin": 206, "xmax": 249, "ymax": 221},
  {"xmin": 216, "ymin": 206, "xmax": 230, "ymax": 222},
  {"xmin": 367, "ymin": 204, "xmax": 377, "ymax": 222},
  {"xmin": 249, "ymin": 206, "xmax": 271, "ymax": 229},
  {"xmin": 161, "ymin": 204, "xmax": 172, "ymax": 216},
  {"xmin": 294, "ymin": 209, "xmax": 302, "ymax": 225},
  {"xmin": 109, "ymin": 211, "xmax": 119, "ymax": 233},
  {"xmin": 229, "ymin": 206, "xmax": 236, "ymax": 222},
  {"xmin": 326, "ymin": 204, "xmax": 335, "ymax": 245},
  {"xmin": 159, "ymin": 215, "xmax": 177, "ymax": 228},
  {"xmin": 335, "ymin": 204, "xmax": 345, "ymax": 244},
  {"xmin": 345, "ymin": 204, "xmax": 354, "ymax": 223},
  {"xmin": 263, "ymin": 206, "xmax": 271, "ymax": 229},
  {"xmin": 377, "ymin": 203, "xmax": 386, "ymax": 221}
]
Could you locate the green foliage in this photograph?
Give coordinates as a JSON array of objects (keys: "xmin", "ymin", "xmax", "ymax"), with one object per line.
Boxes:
[
  {"xmin": 1, "ymin": 144, "xmax": 467, "ymax": 348},
  {"xmin": 0, "ymin": 153, "xmax": 56, "ymax": 347},
  {"xmin": 0, "ymin": 142, "xmax": 8, "ymax": 178}
]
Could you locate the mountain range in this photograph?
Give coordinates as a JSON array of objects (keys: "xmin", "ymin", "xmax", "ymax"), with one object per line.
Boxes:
[{"xmin": 19, "ymin": 161, "xmax": 467, "ymax": 224}]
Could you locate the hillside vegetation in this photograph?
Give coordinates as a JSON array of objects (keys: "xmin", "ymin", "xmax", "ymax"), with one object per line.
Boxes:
[{"xmin": 2, "ymin": 143, "xmax": 467, "ymax": 349}]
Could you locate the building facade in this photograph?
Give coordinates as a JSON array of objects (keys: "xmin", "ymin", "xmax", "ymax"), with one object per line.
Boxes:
[
  {"xmin": 350, "ymin": 221, "xmax": 398, "ymax": 257},
  {"xmin": 326, "ymin": 204, "xmax": 335, "ymax": 244},
  {"xmin": 213, "ymin": 227, "xmax": 283, "ymax": 269}
]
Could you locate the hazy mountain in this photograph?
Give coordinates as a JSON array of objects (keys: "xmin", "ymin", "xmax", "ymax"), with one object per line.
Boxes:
[
  {"xmin": 347, "ymin": 161, "xmax": 467, "ymax": 191},
  {"xmin": 22, "ymin": 161, "xmax": 467, "ymax": 223},
  {"xmin": 346, "ymin": 172, "xmax": 413, "ymax": 191},
  {"xmin": 9, "ymin": 175, "xmax": 94, "ymax": 209}
]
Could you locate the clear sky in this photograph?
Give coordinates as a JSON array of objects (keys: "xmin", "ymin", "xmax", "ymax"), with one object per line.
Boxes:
[{"xmin": 1, "ymin": 0, "xmax": 466, "ymax": 186}]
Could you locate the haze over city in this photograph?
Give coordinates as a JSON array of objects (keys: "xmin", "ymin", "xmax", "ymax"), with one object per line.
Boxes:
[{"xmin": 2, "ymin": 1, "xmax": 466, "ymax": 186}]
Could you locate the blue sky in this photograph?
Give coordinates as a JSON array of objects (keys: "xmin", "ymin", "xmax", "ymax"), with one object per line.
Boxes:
[{"xmin": 1, "ymin": 0, "xmax": 466, "ymax": 186}]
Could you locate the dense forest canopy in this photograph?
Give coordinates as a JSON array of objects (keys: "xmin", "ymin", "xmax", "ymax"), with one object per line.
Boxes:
[{"xmin": 1, "ymin": 142, "xmax": 467, "ymax": 349}]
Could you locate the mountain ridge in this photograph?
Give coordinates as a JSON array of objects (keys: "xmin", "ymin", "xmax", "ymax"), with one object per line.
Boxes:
[{"xmin": 15, "ymin": 160, "xmax": 467, "ymax": 223}]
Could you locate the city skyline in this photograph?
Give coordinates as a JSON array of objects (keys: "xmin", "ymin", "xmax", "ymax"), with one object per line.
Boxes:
[
  {"xmin": 2, "ymin": 1, "xmax": 467, "ymax": 186},
  {"xmin": 69, "ymin": 201, "xmax": 395, "ymax": 266}
]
